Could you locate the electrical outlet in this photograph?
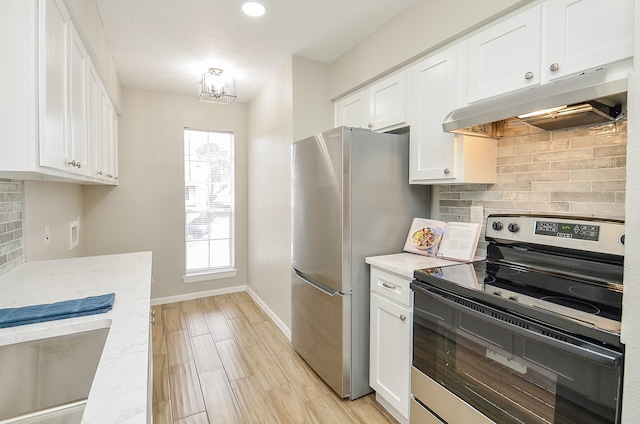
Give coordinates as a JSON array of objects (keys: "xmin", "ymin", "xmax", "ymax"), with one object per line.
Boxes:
[{"xmin": 470, "ymin": 206, "xmax": 484, "ymax": 224}]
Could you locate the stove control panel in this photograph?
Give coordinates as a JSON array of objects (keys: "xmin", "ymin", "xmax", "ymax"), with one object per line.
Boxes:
[{"xmin": 485, "ymin": 214, "xmax": 624, "ymax": 256}]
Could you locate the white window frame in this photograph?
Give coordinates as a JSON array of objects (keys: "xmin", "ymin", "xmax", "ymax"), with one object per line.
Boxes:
[{"xmin": 183, "ymin": 128, "xmax": 237, "ymax": 282}]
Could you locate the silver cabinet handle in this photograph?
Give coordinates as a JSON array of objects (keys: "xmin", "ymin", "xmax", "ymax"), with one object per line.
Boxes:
[
  {"xmin": 443, "ymin": 168, "xmax": 451, "ymax": 175},
  {"xmin": 524, "ymin": 71, "xmax": 534, "ymax": 80},
  {"xmin": 368, "ymin": 123, "xmax": 373, "ymax": 129},
  {"xmin": 97, "ymin": 170, "xmax": 103, "ymax": 176},
  {"xmin": 382, "ymin": 282, "xmax": 396, "ymax": 290},
  {"xmin": 400, "ymin": 315, "xmax": 407, "ymax": 321},
  {"xmin": 549, "ymin": 63, "xmax": 559, "ymax": 72}
]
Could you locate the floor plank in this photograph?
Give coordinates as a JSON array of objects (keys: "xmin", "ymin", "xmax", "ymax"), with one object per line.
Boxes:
[
  {"xmin": 168, "ymin": 362, "xmax": 206, "ymax": 420},
  {"xmin": 199, "ymin": 368, "xmax": 245, "ymax": 424},
  {"xmin": 190, "ymin": 333, "xmax": 223, "ymax": 374},
  {"xmin": 216, "ymin": 338, "xmax": 253, "ymax": 381},
  {"xmin": 152, "ymin": 292, "xmax": 397, "ymax": 424},
  {"xmin": 231, "ymin": 375, "xmax": 281, "ymax": 424}
]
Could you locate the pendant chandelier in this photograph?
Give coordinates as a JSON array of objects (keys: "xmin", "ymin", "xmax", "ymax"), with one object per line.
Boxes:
[{"xmin": 198, "ymin": 68, "xmax": 237, "ymax": 104}]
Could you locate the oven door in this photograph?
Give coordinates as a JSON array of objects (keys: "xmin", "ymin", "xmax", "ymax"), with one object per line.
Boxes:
[{"xmin": 412, "ymin": 283, "xmax": 623, "ymax": 424}]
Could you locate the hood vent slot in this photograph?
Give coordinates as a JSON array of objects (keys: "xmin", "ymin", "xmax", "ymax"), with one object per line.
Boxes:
[{"xmin": 518, "ymin": 101, "xmax": 622, "ymax": 131}]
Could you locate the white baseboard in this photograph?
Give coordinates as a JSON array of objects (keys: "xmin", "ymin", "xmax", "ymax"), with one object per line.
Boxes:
[
  {"xmin": 150, "ymin": 285, "xmax": 292, "ymax": 342},
  {"xmin": 246, "ymin": 287, "xmax": 291, "ymax": 341},
  {"xmin": 150, "ymin": 285, "xmax": 247, "ymax": 306}
]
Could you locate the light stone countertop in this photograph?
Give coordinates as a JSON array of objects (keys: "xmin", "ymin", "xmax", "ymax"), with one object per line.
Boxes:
[
  {"xmin": 0, "ymin": 252, "xmax": 153, "ymax": 423},
  {"xmin": 365, "ymin": 252, "xmax": 471, "ymax": 278}
]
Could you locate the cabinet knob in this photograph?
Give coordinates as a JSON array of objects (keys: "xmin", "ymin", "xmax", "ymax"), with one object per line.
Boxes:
[
  {"xmin": 443, "ymin": 168, "xmax": 451, "ymax": 175},
  {"xmin": 76, "ymin": 162, "xmax": 81, "ymax": 169},
  {"xmin": 399, "ymin": 315, "xmax": 407, "ymax": 322},
  {"xmin": 97, "ymin": 170, "xmax": 103, "ymax": 176},
  {"xmin": 68, "ymin": 160, "xmax": 77, "ymax": 167},
  {"xmin": 549, "ymin": 63, "xmax": 559, "ymax": 72},
  {"xmin": 368, "ymin": 123, "xmax": 373, "ymax": 129},
  {"xmin": 524, "ymin": 71, "xmax": 534, "ymax": 80}
]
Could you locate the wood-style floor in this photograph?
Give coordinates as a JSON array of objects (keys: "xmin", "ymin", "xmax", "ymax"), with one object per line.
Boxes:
[{"xmin": 151, "ymin": 292, "xmax": 398, "ymax": 424}]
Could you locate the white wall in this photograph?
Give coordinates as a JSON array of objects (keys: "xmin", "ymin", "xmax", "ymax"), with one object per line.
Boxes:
[
  {"xmin": 292, "ymin": 56, "xmax": 333, "ymax": 140},
  {"xmin": 247, "ymin": 60, "xmax": 294, "ymax": 329},
  {"xmin": 82, "ymin": 88, "xmax": 249, "ymax": 300},
  {"xmin": 620, "ymin": 1, "xmax": 640, "ymax": 421},
  {"xmin": 23, "ymin": 181, "xmax": 85, "ymax": 261},
  {"xmin": 329, "ymin": 0, "xmax": 532, "ymax": 99},
  {"xmin": 247, "ymin": 57, "xmax": 333, "ymax": 330}
]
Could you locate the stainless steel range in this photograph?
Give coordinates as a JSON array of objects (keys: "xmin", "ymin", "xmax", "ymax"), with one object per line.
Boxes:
[{"xmin": 410, "ymin": 214, "xmax": 625, "ymax": 424}]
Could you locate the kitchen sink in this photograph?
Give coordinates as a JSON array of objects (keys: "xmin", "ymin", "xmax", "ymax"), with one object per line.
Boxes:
[{"xmin": 0, "ymin": 327, "xmax": 109, "ymax": 423}]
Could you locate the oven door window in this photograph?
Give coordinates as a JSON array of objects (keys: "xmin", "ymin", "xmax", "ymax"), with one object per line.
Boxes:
[{"xmin": 412, "ymin": 287, "xmax": 623, "ymax": 424}]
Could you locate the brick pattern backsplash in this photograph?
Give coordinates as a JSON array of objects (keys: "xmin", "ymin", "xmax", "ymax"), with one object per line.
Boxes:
[
  {"xmin": 0, "ymin": 179, "xmax": 24, "ymax": 276},
  {"xmin": 439, "ymin": 120, "xmax": 627, "ymax": 257}
]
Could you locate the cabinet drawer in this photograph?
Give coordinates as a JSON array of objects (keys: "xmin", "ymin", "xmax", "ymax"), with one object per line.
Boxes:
[{"xmin": 370, "ymin": 268, "xmax": 412, "ymax": 307}]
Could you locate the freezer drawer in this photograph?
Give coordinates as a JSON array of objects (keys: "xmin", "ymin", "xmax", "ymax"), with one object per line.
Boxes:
[{"xmin": 291, "ymin": 270, "xmax": 350, "ymax": 397}]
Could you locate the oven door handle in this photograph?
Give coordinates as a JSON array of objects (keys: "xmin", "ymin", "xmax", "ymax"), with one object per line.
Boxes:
[{"xmin": 415, "ymin": 285, "xmax": 622, "ymax": 368}]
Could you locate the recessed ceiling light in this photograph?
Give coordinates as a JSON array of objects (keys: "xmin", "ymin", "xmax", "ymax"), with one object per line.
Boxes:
[{"xmin": 242, "ymin": 2, "xmax": 266, "ymax": 17}]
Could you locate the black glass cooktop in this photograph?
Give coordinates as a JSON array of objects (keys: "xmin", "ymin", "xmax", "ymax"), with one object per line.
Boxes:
[{"xmin": 415, "ymin": 260, "xmax": 622, "ymax": 322}]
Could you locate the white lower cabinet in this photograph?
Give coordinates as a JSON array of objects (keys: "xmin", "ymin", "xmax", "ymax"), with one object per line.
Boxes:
[{"xmin": 369, "ymin": 267, "xmax": 412, "ymax": 423}]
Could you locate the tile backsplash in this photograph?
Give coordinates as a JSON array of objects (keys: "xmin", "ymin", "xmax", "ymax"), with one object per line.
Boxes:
[
  {"xmin": 0, "ymin": 179, "xmax": 24, "ymax": 276},
  {"xmin": 439, "ymin": 119, "xmax": 627, "ymax": 257}
]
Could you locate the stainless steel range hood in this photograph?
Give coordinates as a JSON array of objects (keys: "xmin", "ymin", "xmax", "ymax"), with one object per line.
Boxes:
[{"xmin": 443, "ymin": 73, "xmax": 628, "ymax": 134}]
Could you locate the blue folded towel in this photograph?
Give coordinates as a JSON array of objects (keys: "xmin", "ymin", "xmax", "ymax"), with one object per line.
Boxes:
[{"xmin": 0, "ymin": 293, "xmax": 115, "ymax": 328}]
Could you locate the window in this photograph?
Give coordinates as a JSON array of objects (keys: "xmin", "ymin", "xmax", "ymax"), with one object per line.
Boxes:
[{"xmin": 184, "ymin": 129, "xmax": 235, "ymax": 278}]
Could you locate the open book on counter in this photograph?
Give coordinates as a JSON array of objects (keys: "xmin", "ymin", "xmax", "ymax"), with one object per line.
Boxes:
[{"xmin": 403, "ymin": 217, "xmax": 482, "ymax": 262}]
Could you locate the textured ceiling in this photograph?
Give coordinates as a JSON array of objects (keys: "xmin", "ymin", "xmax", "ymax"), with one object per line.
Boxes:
[{"xmin": 94, "ymin": 0, "xmax": 420, "ymax": 103}]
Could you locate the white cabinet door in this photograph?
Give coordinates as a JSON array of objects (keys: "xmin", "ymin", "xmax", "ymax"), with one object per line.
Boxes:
[
  {"xmin": 68, "ymin": 24, "xmax": 87, "ymax": 176},
  {"xmin": 370, "ymin": 292, "xmax": 412, "ymax": 420},
  {"xmin": 368, "ymin": 71, "xmax": 407, "ymax": 131},
  {"xmin": 546, "ymin": 0, "xmax": 634, "ymax": 81},
  {"xmin": 335, "ymin": 91, "xmax": 367, "ymax": 128},
  {"xmin": 38, "ymin": 0, "xmax": 70, "ymax": 172},
  {"xmin": 335, "ymin": 71, "xmax": 408, "ymax": 131},
  {"xmin": 409, "ymin": 48, "xmax": 458, "ymax": 182},
  {"xmin": 86, "ymin": 58, "xmax": 102, "ymax": 180},
  {"xmin": 99, "ymin": 85, "xmax": 118, "ymax": 184},
  {"xmin": 467, "ymin": 4, "xmax": 542, "ymax": 103}
]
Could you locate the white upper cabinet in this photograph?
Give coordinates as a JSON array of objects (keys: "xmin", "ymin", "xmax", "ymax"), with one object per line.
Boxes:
[
  {"xmin": 86, "ymin": 58, "xmax": 102, "ymax": 180},
  {"xmin": 546, "ymin": 0, "xmax": 634, "ymax": 81},
  {"xmin": 466, "ymin": 0, "xmax": 633, "ymax": 103},
  {"xmin": 409, "ymin": 48, "xmax": 459, "ymax": 182},
  {"xmin": 466, "ymin": 5, "xmax": 542, "ymax": 103},
  {"xmin": 335, "ymin": 71, "xmax": 408, "ymax": 132},
  {"xmin": 38, "ymin": 0, "xmax": 71, "ymax": 173},
  {"xmin": 0, "ymin": 0, "xmax": 117, "ymax": 184},
  {"xmin": 336, "ymin": 90, "xmax": 368, "ymax": 129},
  {"xmin": 68, "ymin": 23, "xmax": 88, "ymax": 176},
  {"xmin": 408, "ymin": 46, "xmax": 496, "ymax": 184},
  {"xmin": 368, "ymin": 71, "xmax": 408, "ymax": 131}
]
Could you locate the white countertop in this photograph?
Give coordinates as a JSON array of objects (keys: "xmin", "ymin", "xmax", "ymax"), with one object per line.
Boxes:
[
  {"xmin": 365, "ymin": 252, "xmax": 469, "ymax": 278},
  {"xmin": 0, "ymin": 252, "xmax": 153, "ymax": 423}
]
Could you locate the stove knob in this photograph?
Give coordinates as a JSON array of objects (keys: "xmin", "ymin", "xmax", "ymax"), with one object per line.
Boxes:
[
  {"xmin": 492, "ymin": 221, "xmax": 503, "ymax": 231},
  {"xmin": 508, "ymin": 223, "xmax": 520, "ymax": 233}
]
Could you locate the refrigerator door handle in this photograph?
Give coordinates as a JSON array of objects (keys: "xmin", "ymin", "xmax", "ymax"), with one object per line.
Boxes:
[{"xmin": 293, "ymin": 268, "xmax": 343, "ymax": 296}]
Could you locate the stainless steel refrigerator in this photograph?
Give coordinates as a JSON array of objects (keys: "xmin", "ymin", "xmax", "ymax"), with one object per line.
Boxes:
[{"xmin": 291, "ymin": 126, "xmax": 430, "ymax": 399}]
